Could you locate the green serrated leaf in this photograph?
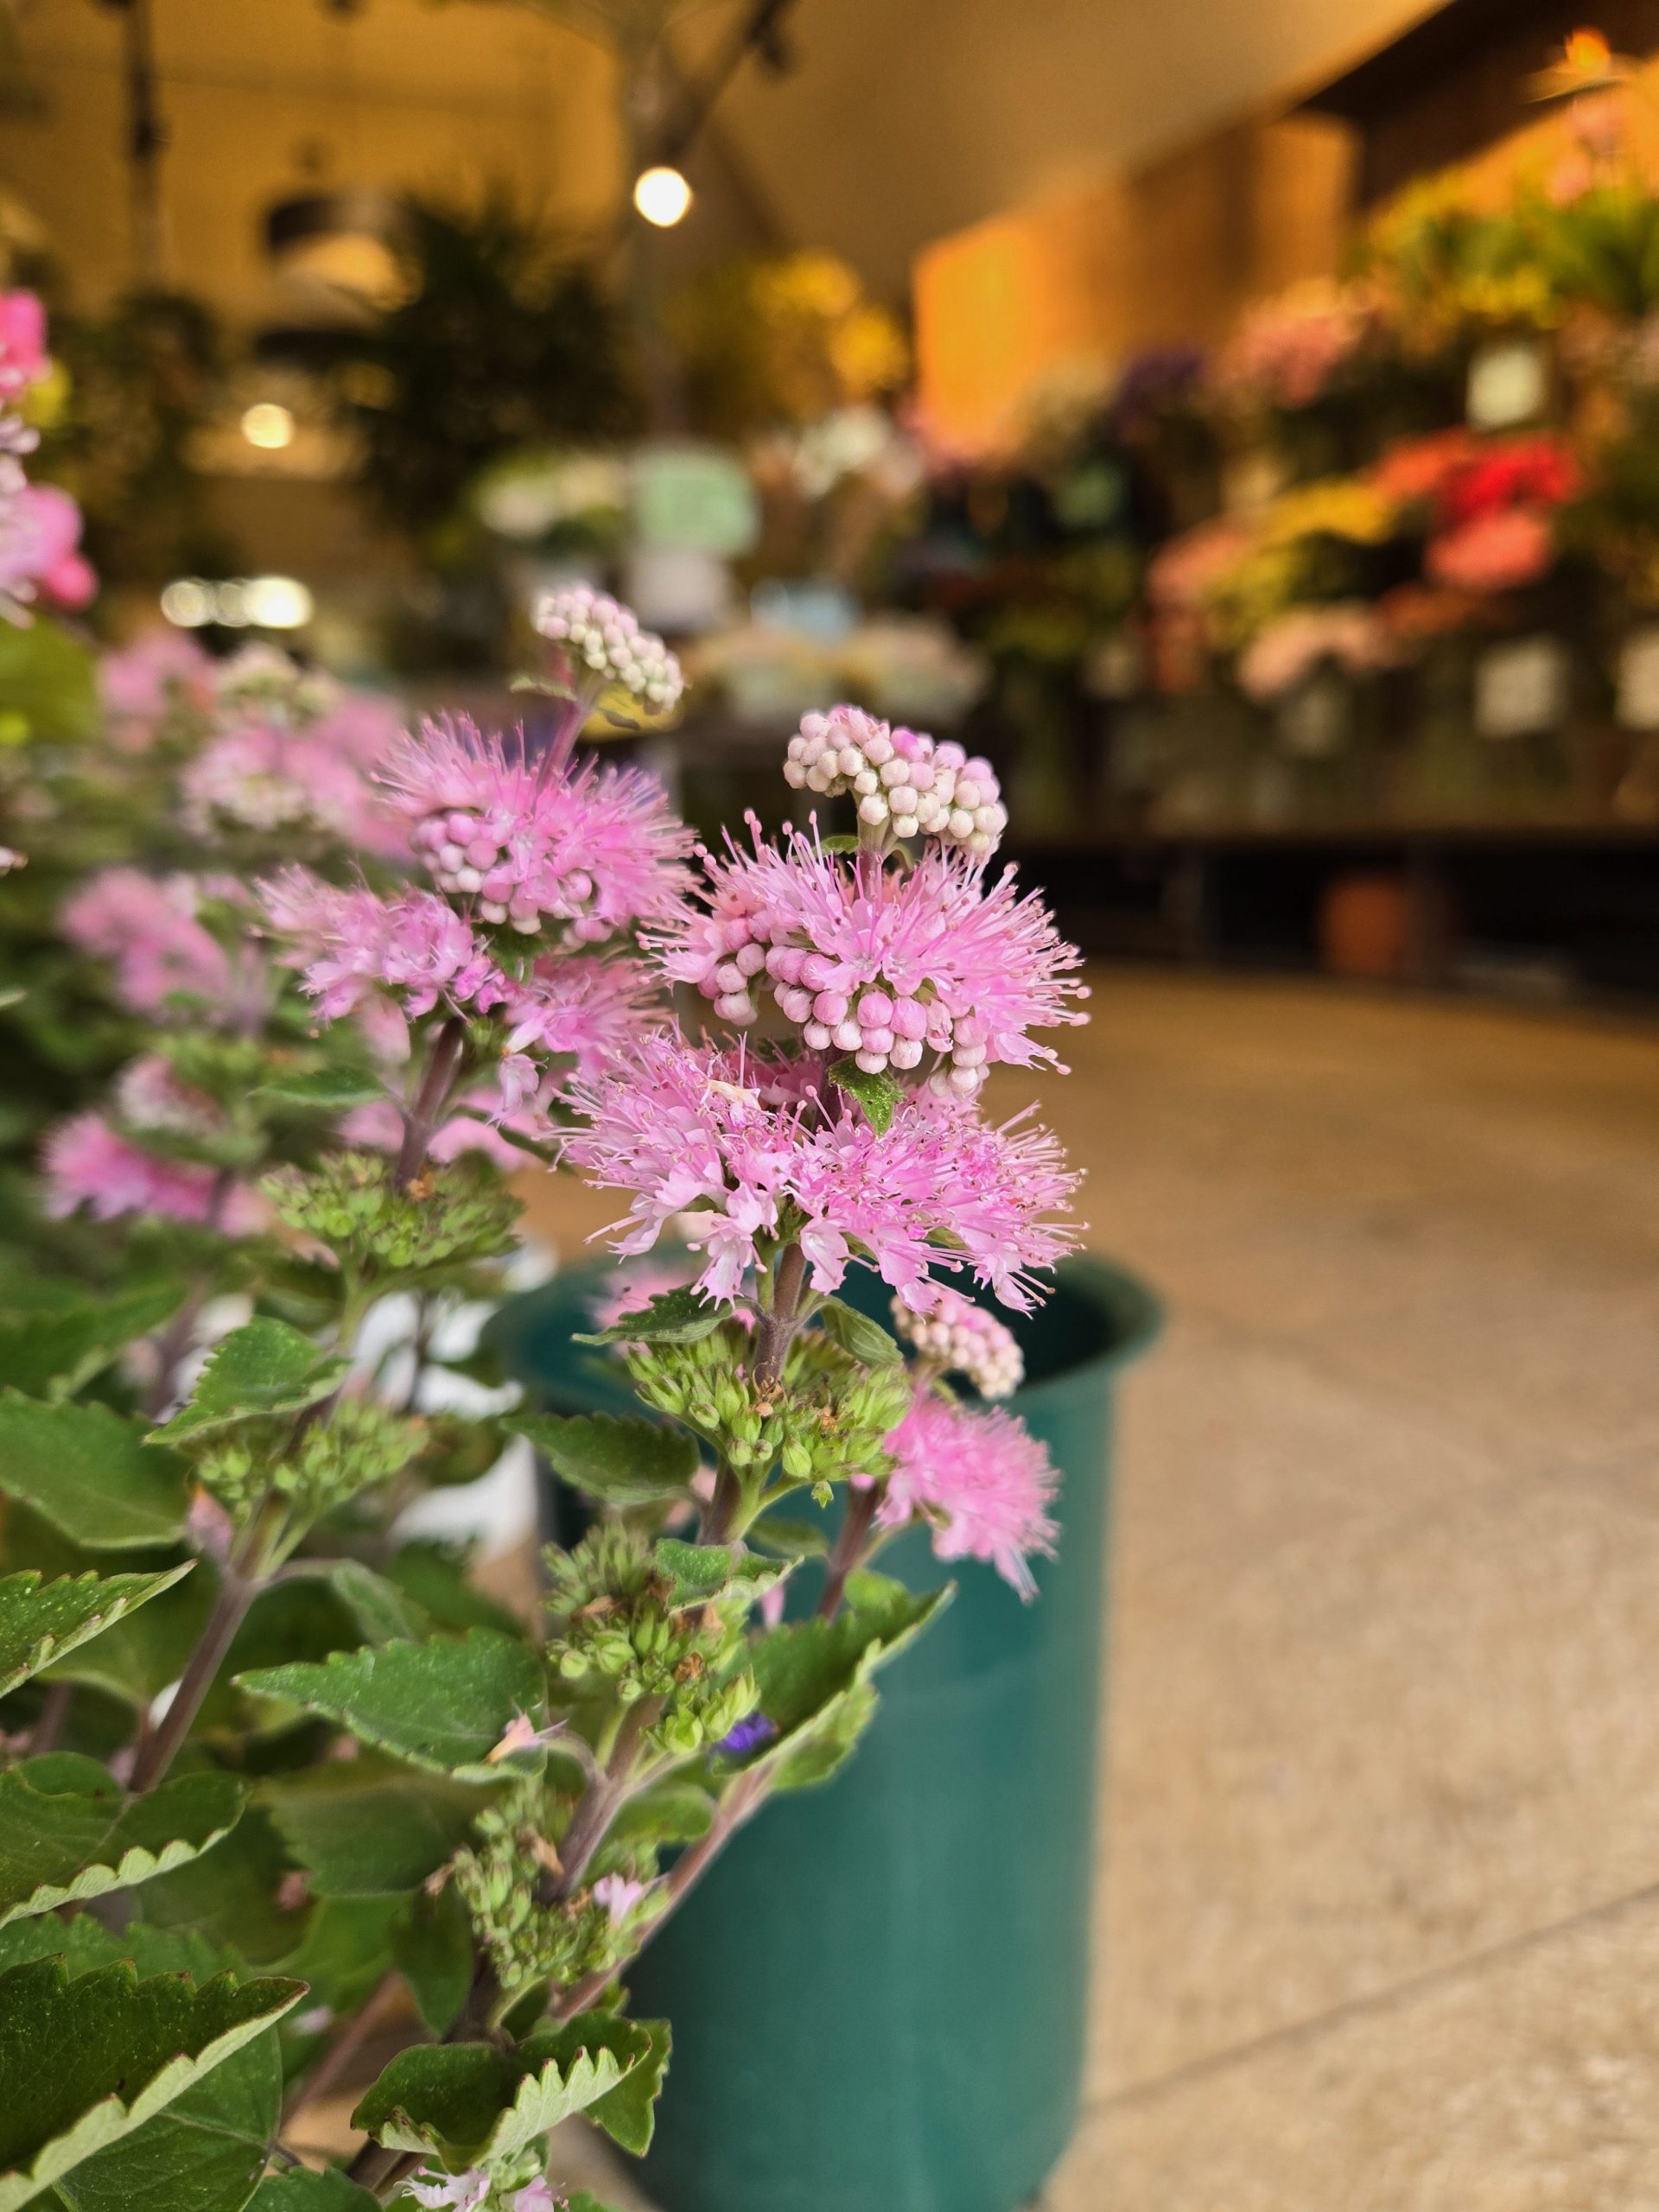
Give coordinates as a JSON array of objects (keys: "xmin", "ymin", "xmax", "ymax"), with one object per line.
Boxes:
[
  {"xmin": 815, "ymin": 1296, "xmax": 904, "ymax": 1367},
  {"xmin": 282, "ymin": 1560, "xmax": 429, "ymax": 1648},
  {"xmin": 390, "ymin": 1881, "xmax": 474, "ymax": 2035},
  {"xmin": 261, "ymin": 1758, "xmax": 483, "ymax": 1898},
  {"xmin": 0, "ymin": 1956, "xmax": 302, "ymax": 2212},
  {"xmin": 817, "ymin": 833, "xmax": 862, "ymax": 854},
  {"xmin": 381, "ymin": 1543, "xmax": 523, "ymax": 1639},
  {"xmin": 745, "ymin": 1511, "xmax": 831, "ymax": 1560},
  {"xmin": 0, "ymin": 1757, "xmax": 245, "ymax": 1928},
  {"xmin": 258, "ymin": 1069, "xmax": 386, "ymax": 1111},
  {"xmin": 747, "ymin": 1581, "xmax": 952, "ymax": 1792},
  {"xmin": 281, "ymin": 1897, "xmax": 399, "ymax": 2022},
  {"xmin": 0, "ymin": 1281, "xmax": 187, "ymax": 1402},
  {"xmin": 575, "ymin": 1286, "xmax": 732, "ymax": 1346},
  {"xmin": 237, "ymin": 1631, "xmax": 545, "ymax": 1780},
  {"xmin": 582, "ymin": 2013, "xmax": 670, "ymax": 2156},
  {"xmin": 52, "ymin": 2025, "xmax": 283, "ymax": 2212},
  {"xmin": 0, "ymin": 1565, "xmax": 194, "ymax": 1697},
  {"xmin": 511, "ymin": 1411, "xmax": 699, "ymax": 1505},
  {"xmin": 828, "ymin": 1056, "xmax": 901, "ymax": 1136},
  {"xmin": 149, "ymin": 1319, "xmax": 347, "ymax": 1446},
  {"xmin": 0, "ymin": 1395, "xmax": 189, "ymax": 1548},
  {"xmin": 652, "ymin": 1539, "xmax": 788, "ymax": 1611},
  {"xmin": 251, "ymin": 2168, "xmax": 378, "ymax": 2211},
  {"xmin": 137, "ymin": 1808, "xmax": 310, "ymax": 1973},
  {"xmin": 351, "ymin": 2010, "xmax": 658, "ymax": 2166}
]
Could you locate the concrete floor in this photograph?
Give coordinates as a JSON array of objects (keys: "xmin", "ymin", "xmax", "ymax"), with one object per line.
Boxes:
[{"xmin": 326, "ymin": 970, "xmax": 1659, "ymax": 2208}]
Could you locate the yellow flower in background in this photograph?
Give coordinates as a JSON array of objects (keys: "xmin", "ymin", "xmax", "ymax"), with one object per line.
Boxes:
[{"xmin": 1258, "ymin": 476, "xmax": 1397, "ymax": 549}]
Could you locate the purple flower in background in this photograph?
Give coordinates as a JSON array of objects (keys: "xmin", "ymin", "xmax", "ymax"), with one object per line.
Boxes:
[
  {"xmin": 718, "ymin": 1713, "xmax": 777, "ymax": 1758},
  {"xmin": 1109, "ymin": 343, "xmax": 1207, "ymax": 431}
]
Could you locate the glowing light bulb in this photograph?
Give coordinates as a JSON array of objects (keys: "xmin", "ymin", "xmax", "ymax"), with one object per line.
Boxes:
[
  {"xmin": 241, "ymin": 402, "xmax": 295, "ymax": 450},
  {"xmin": 633, "ymin": 166, "xmax": 692, "ymax": 228}
]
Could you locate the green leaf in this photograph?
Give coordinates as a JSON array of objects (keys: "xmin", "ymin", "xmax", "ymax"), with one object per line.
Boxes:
[
  {"xmin": 0, "ymin": 617, "xmax": 98, "ymax": 745},
  {"xmin": 149, "ymin": 1320, "xmax": 347, "ymax": 1446},
  {"xmin": 511, "ymin": 1411, "xmax": 699, "ymax": 1506},
  {"xmin": 652, "ymin": 1538, "xmax": 787, "ymax": 1611},
  {"xmin": 0, "ymin": 1757, "xmax": 246, "ymax": 1927},
  {"xmin": 251, "ymin": 2171, "xmax": 378, "ymax": 2212},
  {"xmin": 282, "ymin": 1561, "xmax": 429, "ymax": 1647},
  {"xmin": 51, "ymin": 2028, "xmax": 283, "ymax": 2212},
  {"xmin": 0, "ymin": 1282, "xmax": 188, "ymax": 1402},
  {"xmin": 0, "ymin": 1565, "xmax": 194, "ymax": 1697},
  {"xmin": 0, "ymin": 1395, "xmax": 189, "ymax": 1548},
  {"xmin": 817, "ymin": 833, "xmax": 862, "ymax": 854},
  {"xmin": 237, "ymin": 1630, "xmax": 545, "ymax": 1780},
  {"xmin": 580, "ymin": 2014, "xmax": 671, "ymax": 2156},
  {"xmin": 745, "ymin": 1511, "xmax": 831, "ymax": 1560},
  {"xmin": 261, "ymin": 1758, "xmax": 483, "ymax": 1898},
  {"xmin": 280, "ymin": 1897, "xmax": 399, "ymax": 2021},
  {"xmin": 390, "ymin": 1882, "xmax": 474, "ymax": 2034},
  {"xmin": 828, "ymin": 1056, "xmax": 901, "ymax": 1137},
  {"xmin": 747, "ymin": 1581, "xmax": 952, "ymax": 1792},
  {"xmin": 137, "ymin": 1809, "xmax": 310, "ymax": 1973},
  {"xmin": 815, "ymin": 1296, "xmax": 904, "ymax": 1367},
  {"xmin": 351, "ymin": 2011, "xmax": 660, "ymax": 2166},
  {"xmin": 604, "ymin": 1777, "xmax": 714, "ymax": 1852},
  {"xmin": 382, "ymin": 1542, "xmax": 522, "ymax": 1638},
  {"xmin": 257, "ymin": 1069, "xmax": 385, "ymax": 1111},
  {"xmin": 0, "ymin": 1956, "xmax": 302, "ymax": 2212},
  {"xmin": 575, "ymin": 1285, "xmax": 732, "ymax": 1346}
]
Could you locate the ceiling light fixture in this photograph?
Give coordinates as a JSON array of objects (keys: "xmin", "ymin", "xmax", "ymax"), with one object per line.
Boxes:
[
  {"xmin": 240, "ymin": 401, "xmax": 295, "ymax": 450},
  {"xmin": 632, "ymin": 164, "xmax": 692, "ymax": 227}
]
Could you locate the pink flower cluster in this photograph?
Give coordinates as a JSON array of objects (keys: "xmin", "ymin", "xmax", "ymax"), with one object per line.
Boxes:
[
  {"xmin": 662, "ymin": 825, "xmax": 1085, "ymax": 1097},
  {"xmin": 61, "ymin": 868, "xmax": 242, "ymax": 1020},
  {"xmin": 532, "ymin": 583, "xmax": 684, "ymax": 715},
  {"xmin": 379, "ymin": 716, "xmax": 693, "ymax": 938},
  {"xmin": 41, "ymin": 1112, "xmax": 258, "ymax": 1232},
  {"xmin": 99, "ymin": 631, "xmax": 215, "ymax": 751},
  {"xmin": 1236, "ymin": 603, "xmax": 1397, "ymax": 703},
  {"xmin": 563, "ymin": 1035, "xmax": 1078, "ymax": 1313},
  {"xmin": 0, "ymin": 292, "xmax": 95, "ymax": 620},
  {"xmin": 878, "ymin": 1395, "xmax": 1058, "ymax": 1599},
  {"xmin": 783, "ymin": 705, "xmax": 1007, "ymax": 855},
  {"xmin": 1212, "ymin": 281, "xmax": 1372, "ymax": 412},
  {"xmin": 892, "ymin": 1284, "xmax": 1024, "ymax": 1398}
]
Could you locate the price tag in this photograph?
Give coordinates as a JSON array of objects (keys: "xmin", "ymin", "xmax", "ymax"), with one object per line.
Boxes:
[
  {"xmin": 632, "ymin": 443, "xmax": 758, "ymax": 556},
  {"xmin": 1616, "ymin": 626, "xmax": 1659, "ymax": 728},
  {"xmin": 1473, "ymin": 636, "xmax": 1568, "ymax": 737},
  {"xmin": 1466, "ymin": 339, "xmax": 1548, "ymax": 430}
]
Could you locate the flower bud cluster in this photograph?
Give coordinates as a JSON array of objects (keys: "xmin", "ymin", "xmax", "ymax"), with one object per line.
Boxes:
[
  {"xmin": 532, "ymin": 585, "xmax": 684, "ymax": 716},
  {"xmin": 264, "ymin": 1154, "xmax": 521, "ymax": 1278},
  {"xmin": 194, "ymin": 1398, "xmax": 424, "ymax": 1528},
  {"xmin": 783, "ymin": 706, "xmax": 1007, "ymax": 855},
  {"xmin": 624, "ymin": 1326, "xmax": 912, "ymax": 1491},
  {"xmin": 454, "ymin": 1787, "xmax": 645, "ymax": 1999},
  {"xmin": 545, "ymin": 1524, "xmax": 762, "ymax": 1757},
  {"xmin": 893, "ymin": 1287, "xmax": 1024, "ymax": 1399}
]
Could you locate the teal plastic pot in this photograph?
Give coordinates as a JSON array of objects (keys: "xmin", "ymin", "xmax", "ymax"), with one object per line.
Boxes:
[{"xmin": 487, "ymin": 1255, "xmax": 1160, "ymax": 2212}]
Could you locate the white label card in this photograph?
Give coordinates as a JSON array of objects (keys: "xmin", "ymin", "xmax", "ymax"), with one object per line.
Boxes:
[
  {"xmin": 1466, "ymin": 340, "xmax": 1549, "ymax": 431},
  {"xmin": 1616, "ymin": 626, "xmax": 1659, "ymax": 728},
  {"xmin": 1473, "ymin": 636, "xmax": 1568, "ymax": 738}
]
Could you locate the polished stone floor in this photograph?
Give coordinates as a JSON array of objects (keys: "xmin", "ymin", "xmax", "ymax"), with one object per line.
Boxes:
[{"xmin": 311, "ymin": 970, "xmax": 1659, "ymax": 2208}]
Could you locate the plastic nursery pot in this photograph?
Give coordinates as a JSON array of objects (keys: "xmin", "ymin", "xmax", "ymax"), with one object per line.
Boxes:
[{"xmin": 486, "ymin": 1254, "xmax": 1161, "ymax": 2212}]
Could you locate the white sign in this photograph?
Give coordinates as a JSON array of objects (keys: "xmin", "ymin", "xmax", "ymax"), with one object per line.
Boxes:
[
  {"xmin": 1474, "ymin": 636, "xmax": 1568, "ymax": 738},
  {"xmin": 1279, "ymin": 671, "xmax": 1350, "ymax": 759},
  {"xmin": 1466, "ymin": 339, "xmax": 1549, "ymax": 431},
  {"xmin": 1616, "ymin": 626, "xmax": 1659, "ymax": 728}
]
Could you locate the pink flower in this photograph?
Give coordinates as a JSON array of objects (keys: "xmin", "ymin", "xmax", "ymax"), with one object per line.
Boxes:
[
  {"xmin": 378, "ymin": 715, "xmax": 694, "ymax": 940},
  {"xmin": 660, "ymin": 827, "xmax": 1086, "ymax": 1098},
  {"xmin": 0, "ymin": 483, "xmax": 94, "ymax": 614},
  {"xmin": 258, "ymin": 870, "xmax": 497, "ymax": 1022},
  {"xmin": 564, "ymin": 1035, "xmax": 1079, "ymax": 1313},
  {"xmin": 182, "ymin": 724, "xmax": 391, "ymax": 848},
  {"xmin": 0, "ymin": 293, "xmax": 48, "ymax": 400},
  {"xmin": 499, "ymin": 951, "xmax": 660, "ymax": 1089},
  {"xmin": 1213, "ymin": 281, "xmax": 1370, "ymax": 411},
  {"xmin": 99, "ymin": 632, "xmax": 214, "ymax": 750},
  {"xmin": 1147, "ymin": 517, "xmax": 1254, "ymax": 613},
  {"xmin": 1427, "ymin": 506, "xmax": 1554, "ymax": 594},
  {"xmin": 893, "ymin": 1285, "xmax": 1023, "ymax": 1398},
  {"xmin": 878, "ymin": 1395, "xmax": 1058, "ymax": 1598},
  {"xmin": 61, "ymin": 869, "xmax": 236, "ymax": 1018},
  {"xmin": 591, "ymin": 1872, "xmax": 649, "ymax": 1923},
  {"xmin": 1236, "ymin": 603, "xmax": 1395, "ymax": 703},
  {"xmin": 41, "ymin": 1113, "xmax": 257, "ymax": 1230}
]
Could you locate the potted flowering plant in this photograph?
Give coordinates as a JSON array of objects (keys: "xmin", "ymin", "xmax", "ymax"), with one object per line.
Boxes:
[{"xmin": 0, "ymin": 263, "xmax": 1105, "ymax": 2212}]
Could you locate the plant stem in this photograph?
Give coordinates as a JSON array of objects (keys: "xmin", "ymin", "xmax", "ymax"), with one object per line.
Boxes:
[
  {"xmin": 29, "ymin": 1680, "xmax": 73, "ymax": 1755},
  {"xmin": 817, "ymin": 1482, "xmax": 880, "ymax": 1620},
  {"xmin": 753, "ymin": 1242, "xmax": 806, "ymax": 1395},
  {"xmin": 130, "ymin": 1561, "xmax": 257, "ymax": 1792},
  {"xmin": 553, "ymin": 1696, "xmax": 657, "ymax": 1899},
  {"xmin": 394, "ymin": 1015, "xmax": 467, "ymax": 1190},
  {"xmin": 282, "ymin": 1970, "xmax": 404, "ymax": 2127}
]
